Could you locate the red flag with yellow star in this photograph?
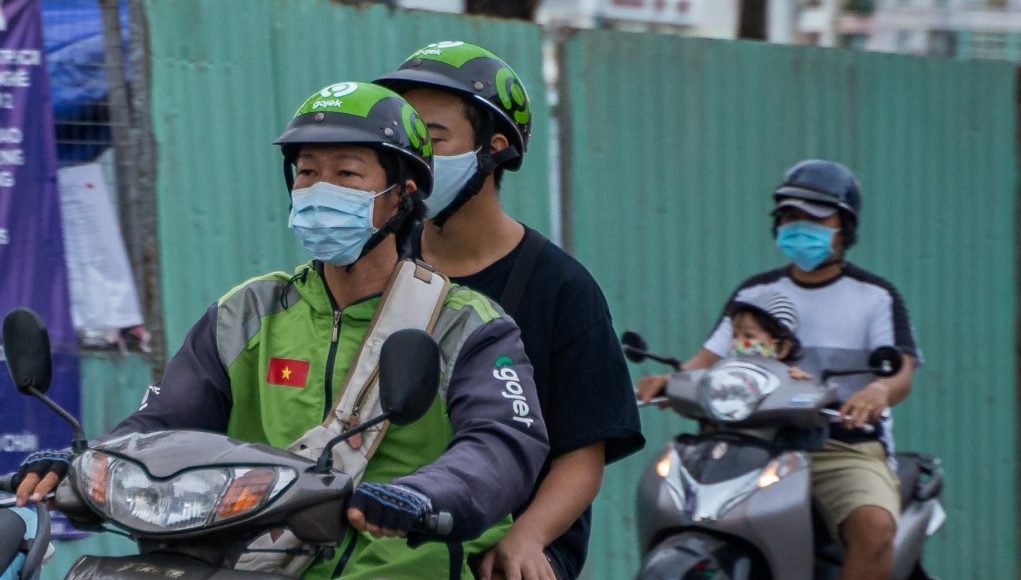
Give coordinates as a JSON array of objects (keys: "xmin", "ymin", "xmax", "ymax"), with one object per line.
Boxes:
[{"xmin": 267, "ymin": 357, "xmax": 310, "ymax": 388}]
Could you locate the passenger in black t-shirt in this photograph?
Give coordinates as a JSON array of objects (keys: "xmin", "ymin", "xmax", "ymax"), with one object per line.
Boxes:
[{"xmin": 377, "ymin": 42, "xmax": 645, "ymax": 579}]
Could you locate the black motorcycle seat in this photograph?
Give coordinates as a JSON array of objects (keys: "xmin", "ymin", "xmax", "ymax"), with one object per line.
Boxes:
[{"xmin": 894, "ymin": 453, "xmax": 921, "ymax": 508}]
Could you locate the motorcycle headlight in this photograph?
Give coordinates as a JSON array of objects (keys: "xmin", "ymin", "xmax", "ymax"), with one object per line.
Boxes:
[
  {"xmin": 77, "ymin": 451, "xmax": 296, "ymax": 533},
  {"xmin": 698, "ymin": 362, "xmax": 780, "ymax": 422}
]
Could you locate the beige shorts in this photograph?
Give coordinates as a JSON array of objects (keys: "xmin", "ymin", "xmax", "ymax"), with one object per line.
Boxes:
[{"xmin": 809, "ymin": 440, "xmax": 900, "ymax": 543}]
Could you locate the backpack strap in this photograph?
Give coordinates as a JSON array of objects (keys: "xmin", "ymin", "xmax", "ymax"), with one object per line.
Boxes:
[
  {"xmin": 500, "ymin": 229, "xmax": 548, "ymax": 319},
  {"xmin": 287, "ymin": 259, "xmax": 449, "ymax": 484},
  {"xmin": 238, "ymin": 259, "xmax": 449, "ymax": 577}
]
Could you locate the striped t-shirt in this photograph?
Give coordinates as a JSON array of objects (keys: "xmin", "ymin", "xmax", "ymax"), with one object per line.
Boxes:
[{"xmin": 704, "ymin": 263, "xmax": 921, "ymax": 452}]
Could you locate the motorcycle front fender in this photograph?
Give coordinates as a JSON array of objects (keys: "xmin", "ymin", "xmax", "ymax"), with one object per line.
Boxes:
[
  {"xmin": 635, "ymin": 531, "xmax": 763, "ymax": 580},
  {"xmin": 66, "ymin": 554, "xmax": 295, "ymax": 579}
]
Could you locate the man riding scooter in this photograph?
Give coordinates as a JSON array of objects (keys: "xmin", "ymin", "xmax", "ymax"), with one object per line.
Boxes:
[
  {"xmin": 638, "ymin": 159, "xmax": 922, "ymax": 580},
  {"xmin": 9, "ymin": 81, "xmax": 549, "ymax": 579}
]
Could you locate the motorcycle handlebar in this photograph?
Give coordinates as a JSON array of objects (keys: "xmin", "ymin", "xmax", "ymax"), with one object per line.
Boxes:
[
  {"xmin": 405, "ymin": 511, "xmax": 453, "ymax": 548},
  {"xmin": 819, "ymin": 409, "xmax": 875, "ymax": 434},
  {"xmin": 0, "ymin": 472, "xmax": 16, "ymax": 493},
  {"xmin": 416, "ymin": 511, "xmax": 453, "ymax": 537}
]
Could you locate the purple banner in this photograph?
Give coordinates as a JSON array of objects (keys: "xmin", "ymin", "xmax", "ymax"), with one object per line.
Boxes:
[{"xmin": 0, "ymin": 0, "xmax": 80, "ymax": 479}]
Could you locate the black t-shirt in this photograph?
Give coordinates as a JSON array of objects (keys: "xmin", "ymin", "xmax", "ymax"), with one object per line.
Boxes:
[{"xmin": 411, "ymin": 225, "xmax": 644, "ymax": 578}]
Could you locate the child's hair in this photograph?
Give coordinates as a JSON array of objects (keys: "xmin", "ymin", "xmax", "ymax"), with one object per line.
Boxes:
[{"xmin": 727, "ymin": 291, "xmax": 803, "ymax": 363}]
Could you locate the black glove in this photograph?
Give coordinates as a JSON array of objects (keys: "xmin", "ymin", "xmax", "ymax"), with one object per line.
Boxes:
[
  {"xmin": 349, "ymin": 482, "xmax": 432, "ymax": 533},
  {"xmin": 13, "ymin": 449, "xmax": 71, "ymax": 489}
]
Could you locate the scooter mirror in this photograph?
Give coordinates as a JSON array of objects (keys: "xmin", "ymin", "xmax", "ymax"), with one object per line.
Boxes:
[
  {"xmin": 379, "ymin": 329, "xmax": 440, "ymax": 426},
  {"xmin": 621, "ymin": 331, "xmax": 649, "ymax": 363},
  {"xmin": 2, "ymin": 308, "xmax": 53, "ymax": 396},
  {"xmin": 868, "ymin": 346, "xmax": 903, "ymax": 377}
]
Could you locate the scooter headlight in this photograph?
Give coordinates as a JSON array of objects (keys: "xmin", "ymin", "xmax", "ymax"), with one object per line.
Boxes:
[
  {"xmin": 76, "ymin": 451, "xmax": 296, "ymax": 533},
  {"xmin": 698, "ymin": 362, "xmax": 780, "ymax": 422}
]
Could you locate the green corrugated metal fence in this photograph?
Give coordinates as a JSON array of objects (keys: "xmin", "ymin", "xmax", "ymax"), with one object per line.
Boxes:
[
  {"xmin": 45, "ymin": 4, "xmax": 1017, "ymax": 579},
  {"xmin": 564, "ymin": 31, "xmax": 1017, "ymax": 579},
  {"xmin": 143, "ymin": 0, "xmax": 551, "ymax": 350}
]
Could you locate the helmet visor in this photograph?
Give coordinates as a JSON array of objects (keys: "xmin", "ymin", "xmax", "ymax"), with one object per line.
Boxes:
[{"xmin": 773, "ymin": 198, "xmax": 837, "ymax": 219}]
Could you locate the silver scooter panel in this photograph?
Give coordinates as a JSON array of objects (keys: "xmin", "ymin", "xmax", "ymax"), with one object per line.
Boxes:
[
  {"xmin": 666, "ymin": 356, "xmax": 837, "ymax": 430},
  {"xmin": 637, "ymin": 437, "xmax": 815, "ymax": 579},
  {"xmin": 67, "ymin": 554, "xmax": 295, "ymax": 579}
]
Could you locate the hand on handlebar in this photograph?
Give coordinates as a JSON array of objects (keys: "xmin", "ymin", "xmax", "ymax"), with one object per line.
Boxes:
[
  {"xmin": 12, "ymin": 450, "xmax": 70, "ymax": 507},
  {"xmin": 347, "ymin": 482, "xmax": 432, "ymax": 539},
  {"xmin": 635, "ymin": 374, "xmax": 671, "ymax": 405},
  {"xmin": 837, "ymin": 381, "xmax": 891, "ymax": 430}
]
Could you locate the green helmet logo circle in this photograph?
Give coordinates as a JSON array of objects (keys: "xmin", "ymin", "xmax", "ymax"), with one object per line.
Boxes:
[
  {"xmin": 401, "ymin": 103, "xmax": 432, "ymax": 159},
  {"xmin": 495, "ymin": 68, "xmax": 531, "ymax": 126}
]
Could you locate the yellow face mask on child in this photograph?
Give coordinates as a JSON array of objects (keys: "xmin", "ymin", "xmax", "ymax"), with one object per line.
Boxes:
[{"xmin": 729, "ymin": 338, "xmax": 778, "ymax": 359}]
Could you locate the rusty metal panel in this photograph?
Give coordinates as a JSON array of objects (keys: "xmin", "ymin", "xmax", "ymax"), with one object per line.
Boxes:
[
  {"xmin": 143, "ymin": 0, "xmax": 550, "ymax": 349},
  {"xmin": 564, "ymin": 31, "xmax": 1017, "ymax": 579}
]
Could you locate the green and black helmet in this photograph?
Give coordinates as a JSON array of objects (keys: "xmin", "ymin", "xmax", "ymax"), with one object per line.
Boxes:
[
  {"xmin": 275, "ymin": 81, "xmax": 433, "ymax": 196},
  {"xmin": 375, "ymin": 41, "xmax": 532, "ymax": 171}
]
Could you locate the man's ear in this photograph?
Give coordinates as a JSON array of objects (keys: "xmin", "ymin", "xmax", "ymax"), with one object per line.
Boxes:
[
  {"xmin": 403, "ymin": 178, "xmax": 418, "ymax": 195},
  {"xmin": 489, "ymin": 132, "xmax": 509, "ymax": 154}
]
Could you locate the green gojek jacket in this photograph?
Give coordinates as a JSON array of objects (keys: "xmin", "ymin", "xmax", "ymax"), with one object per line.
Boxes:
[{"xmin": 107, "ymin": 261, "xmax": 550, "ymax": 579}]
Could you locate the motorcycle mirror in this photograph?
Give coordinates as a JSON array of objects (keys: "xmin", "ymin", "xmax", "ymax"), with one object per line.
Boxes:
[
  {"xmin": 621, "ymin": 331, "xmax": 649, "ymax": 363},
  {"xmin": 3, "ymin": 308, "xmax": 53, "ymax": 395},
  {"xmin": 379, "ymin": 329, "xmax": 440, "ymax": 426},
  {"xmin": 868, "ymin": 346, "xmax": 903, "ymax": 378},
  {"xmin": 2, "ymin": 308, "xmax": 88, "ymax": 452},
  {"xmin": 620, "ymin": 330, "xmax": 683, "ymax": 371}
]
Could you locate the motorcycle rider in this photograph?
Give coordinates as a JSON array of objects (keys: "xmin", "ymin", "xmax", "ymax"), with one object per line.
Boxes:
[
  {"xmin": 376, "ymin": 42, "xmax": 645, "ymax": 580},
  {"xmin": 13, "ymin": 82, "xmax": 549, "ymax": 579},
  {"xmin": 638, "ymin": 159, "xmax": 920, "ymax": 580}
]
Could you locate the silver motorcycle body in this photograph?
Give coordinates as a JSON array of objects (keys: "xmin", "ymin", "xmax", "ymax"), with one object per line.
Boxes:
[{"xmin": 635, "ymin": 355, "xmax": 945, "ymax": 580}]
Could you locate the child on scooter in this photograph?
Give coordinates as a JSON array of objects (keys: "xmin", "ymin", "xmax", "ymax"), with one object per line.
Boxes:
[
  {"xmin": 636, "ymin": 289, "xmax": 811, "ymax": 404},
  {"xmin": 726, "ymin": 289, "xmax": 812, "ymax": 379}
]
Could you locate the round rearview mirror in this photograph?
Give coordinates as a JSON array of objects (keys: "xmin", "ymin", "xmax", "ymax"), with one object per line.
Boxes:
[
  {"xmin": 621, "ymin": 331, "xmax": 649, "ymax": 364},
  {"xmin": 3, "ymin": 308, "xmax": 53, "ymax": 395},
  {"xmin": 379, "ymin": 329, "xmax": 440, "ymax": 426},
  {"xmin": 868, "ymin": 346, "xmax": 903, "ymax": 378}
]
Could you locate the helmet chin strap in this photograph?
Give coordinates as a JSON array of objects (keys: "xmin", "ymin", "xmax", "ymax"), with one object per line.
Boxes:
[{"xmin": 347, "ymin": 164, "xmax": 412, "ymax": 272}]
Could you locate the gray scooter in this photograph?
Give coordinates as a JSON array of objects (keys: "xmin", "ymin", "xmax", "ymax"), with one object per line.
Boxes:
[
  {"xmin": 0, "ymin": 308, "xmax": 452, "ymax": 579},
  {"xmin": 623, "ymin": 332, "xmax": 945, "ymax": 580}
]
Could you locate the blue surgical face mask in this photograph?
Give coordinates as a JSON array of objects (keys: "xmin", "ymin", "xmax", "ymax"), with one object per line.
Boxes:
[
  {"xmin": 427, "ymin": 148, "xmax": 480, "ymax": 219},
  {"xmin": 288, "ymin": 181, "xmax": 393, "ymax": 266},
  {"xmin": 776, "ymin": 221, "xmax": 836, "ymax": 272}
]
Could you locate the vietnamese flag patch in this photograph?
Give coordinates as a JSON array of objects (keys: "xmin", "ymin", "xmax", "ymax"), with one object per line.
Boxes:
[{"xmin": 267, "ymin": 357, "xmax": 310, "ymax": 388}]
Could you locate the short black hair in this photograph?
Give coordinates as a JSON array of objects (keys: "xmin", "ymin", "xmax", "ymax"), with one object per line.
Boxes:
[{"xmin": 729, "ymin": 304, "xmax": 803, "ymax": 363}]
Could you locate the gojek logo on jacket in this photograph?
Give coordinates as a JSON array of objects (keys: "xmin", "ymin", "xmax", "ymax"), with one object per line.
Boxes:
[{"xmin": 494, "ymin": 355, "xmax": 535, "ymax": 428}]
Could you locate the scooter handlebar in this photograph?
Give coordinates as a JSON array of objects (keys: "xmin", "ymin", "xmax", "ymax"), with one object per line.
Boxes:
[
  {"xmin": 820, "ymin": 409, "xmax": 875, "ymax": 434},
  {"xmin": 0, "ymin": 472, "xmax": 16, "ymax": 493},
  {"xmin": 418, "ymin": 511, "xmax": 453, "ymax": 537},
  {"xmin": 405, "ymin": 511, "xmax": 453, "ymax": 548}
]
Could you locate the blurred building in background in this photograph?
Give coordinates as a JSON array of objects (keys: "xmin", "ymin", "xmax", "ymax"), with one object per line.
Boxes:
[
  {"xmin": 527, "ymin": 0, "xmax": 1021, "ymax": 61},
  {"xmin": 769, "ymin": 0, "xmax": 1021, "ymax": 60},
  {"xmin": 538, "ymin": 0, "xmax": 740, "ymax": 37}
]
